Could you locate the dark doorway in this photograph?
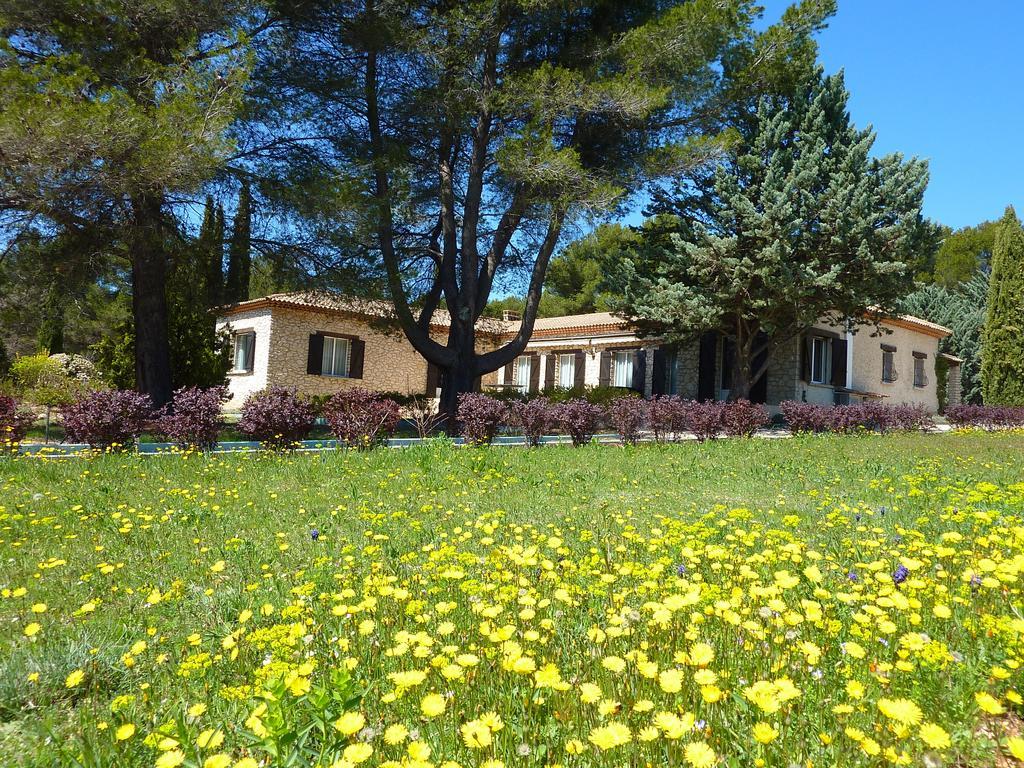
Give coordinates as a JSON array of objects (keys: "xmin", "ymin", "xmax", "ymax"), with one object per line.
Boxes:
[
  {"xmin": 697, "ymin": 332, "xmax": 717, "ymax": 401},
  {"xmin": 749, "ymin": 332, "xmax": 769, "ymax": 404}
]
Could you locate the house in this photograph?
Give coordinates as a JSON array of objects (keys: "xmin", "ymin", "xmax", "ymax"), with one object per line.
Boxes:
[{"xmin": 216, "ymin": 291, "xmax": 958, "ymax": 411}]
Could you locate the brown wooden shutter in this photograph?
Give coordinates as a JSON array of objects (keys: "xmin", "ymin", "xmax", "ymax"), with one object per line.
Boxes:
[
  {"xmin": 425, "ymin": 362, "xmax": 440, "ymax": 395},
  {"xmin": 502, "ymin": 362, "xmax": 513, "ymax": 385},
  {"xmin": 598, "ymin": 350, "xmax": 612, "ymax": 387},
  {"xmin": 574, "ymin": 351, "xmax": 586, "ymax": 389},
  {"xmin": 800, "ymin": 336, "xmax": 812, "ymax": 382},
  {"xmin": 528, "ymin": 353, "xmax": 540, "ymax": 393},
  {"xmin": 349, "ymin": 338, "xmax": 365, "ymax": 379},
  {"xmin": 651, "ymin": 347, "xmax": 666, "ymax": 396},
  {"xmin": 630, "ymin": 349, "xmax": 646, "ymax": 392},
  {"xmin": 307, "ymin": 333, "xmax": 324, "ymax": 375},
  {"xmin": 544, "ymin": 354, "xmax": 556, "ymax": 390},
  {"xmin": 831, "ymin": 338, "xmax": 847, "ymax": 387}
]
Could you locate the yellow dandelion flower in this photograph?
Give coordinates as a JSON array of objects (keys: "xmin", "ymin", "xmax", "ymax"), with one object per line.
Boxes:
[
  {"xmin": 918, "ymin": 723, "xmax": 951, "ymax": 749},
  {"xmin": 684, "ymin": 740, "xmax": 716, "ymax": 768},
  {"xmin": 421, "ymin": 693, "xmax": 446, "ymax": 718}
]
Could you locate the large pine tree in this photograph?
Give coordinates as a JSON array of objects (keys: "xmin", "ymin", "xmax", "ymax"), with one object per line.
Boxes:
[
  {"xmin": 981, "ymin": 207, "xmax": 1024, "ymax": 405},
  {"xmin": 607, "ymin": 69, "xmax": 933, "ymax": 399}
]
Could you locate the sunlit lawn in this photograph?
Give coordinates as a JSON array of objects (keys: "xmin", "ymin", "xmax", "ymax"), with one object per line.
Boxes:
[{"xmin": 1, "ymin": 432, "xmax": 1022, "ymax": 767}]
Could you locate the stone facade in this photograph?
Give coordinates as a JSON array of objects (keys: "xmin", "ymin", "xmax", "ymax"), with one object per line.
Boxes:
[
  {"xmin": 217, "ymin": 305, "xmax": 449, "ymax": 410},
  {"xmin": 218, "ymin": 293, "xmax": 950, "ymax": 413}
]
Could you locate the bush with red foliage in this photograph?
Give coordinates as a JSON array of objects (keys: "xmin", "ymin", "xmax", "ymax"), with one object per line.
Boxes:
[
  {"xmin": 237, "ymin": 386, "xmax": 316, "ymax": 449},
  {"xmin": 323, "ymin": 388, "xmax": 401, "ymax": 448},
  {"xmin": 61, "ymin": 389, "xmax": 154, "ymax": 449},
  {"xmin": 510, "ymin": 398, "xmax": 554, "ymax": 447},
  {"xmin": 0, "ymin": 395, "xmax": 35, "ymax": 447},
  {"xmin": 608, "ymin": 396, "xmax": 648, "ymax": 445},
  {"xmin": 156, "ymin": 386, "xmax": 228, "ymax": 450},
  {"xmin": 457, "ymin": 393, "xmax": 508, "ymax": 445},
  {"xmin": 945, "ymin": 404, "xmax": 1024, "ymax": 429},
  {"xmin": 674, "ymin": 400, "xmax": 724, "ymax": 441},
  {"xmin": 720, "ymin": 399, "xmax": 770, "ymax": 437},
  {"xmin": 551, "ymin": 398, "xmax": 604, "ymax": 447},
  {"xmin": 647, "ymin": 396, "xmax": 686, "ymax": 442},
  {"xmin": 781, "ymin": 400, "xmax": 933, "ymax": 434}
]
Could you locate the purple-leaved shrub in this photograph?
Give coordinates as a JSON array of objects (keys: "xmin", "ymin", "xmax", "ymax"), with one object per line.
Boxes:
[
  {"xmin": 720, "ymin": 399, "xmax": 770, "ymax": 437},
  {"xmin": 0, "ymin": 395, "xmax": 35, "ymax": 448},
  {"xmin": 323, "ymin": 388, "xmax": 401, "ymax": 449},
  {"xmin": 61, "ymin": 389, "xmax": 153, "ymax": 449},
  {"xmin": 157, "ymin": 386, "xmax": 228, "ymax": 450},
  {"xmin": 551, "ymin": 398, "xmax": 604, "ymax": 447},
  {"xmin": 237, "ymin": 386, "xmax": 316, "ymax": 449},
  {"xmin": 510, "ymin": 398, "xmax": 553, "ymax": 447},
  {"xmin": 457, "ymin": 393, "xmax": 507, "ymax": 445},
  {"xmin": 608, "ymin": 396, "xmax": 647, "ymax": 445},
  {"xmin": 945, "ymin": 405, "xmax": 1024, "ymax": 429},
  {"xmin": 647, "ymin": 396, "xmax": 686, "ymax": 442}
]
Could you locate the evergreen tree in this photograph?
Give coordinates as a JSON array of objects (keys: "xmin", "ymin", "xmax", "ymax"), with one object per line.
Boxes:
[
  {"xmin": 606, "ymin": 70, "xmax": 933, "ymax": 399},
  {"xmin": 981, "ymin": 207, "xmax": 1024, "ymax": 405},
  {"xmin": 255, "ymin": 0, "xmax": 833, "ymax": 424},
  {"xmin": 36, "ymin": 282, "xmax": 65, "ymax": 353},
  {"xmin": 198, "ymin": 196, "xmax": 224, "ymax": 309},
  {"xmin": 0, "ymin": 2, "xmax": 259, "ymax": 406},
  {"xmin": 224, "ymin": 184, "xmax": 252, "ymax": 304},
  {"xmin": 900, "ymin": 272, "xmax": 987, "ymax": 405}
]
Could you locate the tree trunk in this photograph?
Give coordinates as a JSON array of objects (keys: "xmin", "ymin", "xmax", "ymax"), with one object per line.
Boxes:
[
  {"xmin": 438, "ymin": 318, "xmax": 478, "ymax": 433},
  {"xmin": 130, "ymin": 193, "xmax": 173, "ymax": 407}
]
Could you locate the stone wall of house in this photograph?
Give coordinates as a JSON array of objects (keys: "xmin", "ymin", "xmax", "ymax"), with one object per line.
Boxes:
[
  {"xmin": 217, "ymin": 308, "xmax": 274, "ymax": 409},
  {"xmin": 264, "ymin": 307, "xmax": 440, "ymax": 399},
  {"xmin": 767, "ymin": 336, "xmax": 802, "ymax": 405},
  {"xmin": 946, "ymin": 362, "xmax": 962, "ymax": 408},
  {"xmin": 849, "ymin": 324, "xmax": 941, "ymax": 411}
]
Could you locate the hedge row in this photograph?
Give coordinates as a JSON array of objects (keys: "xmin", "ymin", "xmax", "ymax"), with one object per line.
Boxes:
[
  {"xmin": 945, "ymin": 404, "xmax": 1024, "ymax": 429},
  {"xmin": 457, "ymin": 393, "xmax": 771, "ymax": 445},
  {"xmin": 779, "ymin": 400, "xmax": 932, "ymax": 434},
  {"xmin": 4, "ymin": 387, "xmax": 957, "ymax": 453}
]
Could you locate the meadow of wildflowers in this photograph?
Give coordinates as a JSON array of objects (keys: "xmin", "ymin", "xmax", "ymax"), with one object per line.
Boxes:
[{"xmin": 1, "ymin": 432, "xmax": 1023, "ymax": 768}]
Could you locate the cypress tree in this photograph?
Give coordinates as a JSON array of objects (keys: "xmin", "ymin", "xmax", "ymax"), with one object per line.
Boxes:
[
  {"xmin": 198, "ymin": 196, "xmax": 223, "ymax": 309},
  {"xmin": 981, "ymin": 207, "xmax": 1024, "ymax": 404},
  {"xmin": 224, "ymin": 184, "xmax": 251, "ymax": 304},
  {"xmin": 36, "ymin": 281, "xmax": 65, "ymax": 353}
]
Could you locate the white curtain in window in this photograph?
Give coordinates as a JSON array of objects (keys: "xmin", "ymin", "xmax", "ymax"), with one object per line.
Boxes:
[
  {"xmin": 515, "ymin": 355, "xmax": 531, "ymax": 391},
  {"xmin": 234, "ymin": 333, "xmax": 254, "ymax": 372},
  {"xmin": 613, "ymin": 351, "xmax": 631, "ymax": 387},
  {"xmin": 558, "ymin": 354, "xmax": 574, "ymax": 388},
  {"xmin": 322, "ymin": 336, "xmax": 350, "ymax": 377}
]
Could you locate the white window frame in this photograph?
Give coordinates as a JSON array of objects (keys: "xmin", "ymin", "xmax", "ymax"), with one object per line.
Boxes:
[
  {"xmin": 514, "ymin": 355, "xmax": 531, "ymax": 392},
  {"xmin": 322, "ymin": 335, "xmax": 351, "ymax": 378},
  {"xmin": 231, "ymin": 331, "xmax": 255, "ymax": 373},
  {"xmin": 558, "ymin": 353, "xmax": 575, "ymax": 388},
  {"xmin": 810, "ymin": 336, "xmax": 831, "ymax": 385},
  {"xmin": 612, "ymin": 350, "xmax": 632, "ymax": 388}
]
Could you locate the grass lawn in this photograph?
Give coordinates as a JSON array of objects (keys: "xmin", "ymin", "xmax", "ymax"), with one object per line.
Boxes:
[{"xmin": 1, "ymin": 433, "xmax": 1023, "ymax": 767}]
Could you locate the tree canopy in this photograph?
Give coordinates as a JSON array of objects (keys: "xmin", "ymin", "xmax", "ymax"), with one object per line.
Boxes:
[
  {"xmin": 606, "ymin": 69, "xmax": 934, "ymax": 399},
  {"xmin": 981, "ymin": 207, "xmax": 1024, "ymax": 405}
]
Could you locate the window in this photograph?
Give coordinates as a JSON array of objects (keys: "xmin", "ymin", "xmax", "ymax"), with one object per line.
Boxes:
[
  {"xmin": 558, "ymin": 353, "xmax": 575, "ymax": 388},
  {"xmin": 881, "ymin": 345, "xmax": 897, "ymax": 383},
  {"xmin": 810, "ymin": 336, "xmax": 831, "ymax": 384},
  {"xmin": 322, "ymin": 335, "xmax": 350, "ymax": 377},
  {"xmin": 232, "ymin": 331, "xmax": 255, "ymax": 373},
  {"xmin": 515, "ymin": 355, "xmax": 531, "ymax": 392},
  {"xmin": 913, "ymin": 352, "xmax": 927, "ymax": 387},
  {"xmin": 612, "ymin": 350, "xmax": 632, "ymax": 387}
]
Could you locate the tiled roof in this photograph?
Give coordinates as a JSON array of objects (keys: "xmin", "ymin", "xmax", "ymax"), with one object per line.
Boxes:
[
  {"xmin": 217, "ymin": 290, "xmax": 511, "ymax": 333},
  {"xmin": 219, "ymin": 291, "xmax": 949, "ymax": 341}
]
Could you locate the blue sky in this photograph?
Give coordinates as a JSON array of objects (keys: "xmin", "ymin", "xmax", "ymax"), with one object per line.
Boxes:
[{"xmin": 758, "ymin": 0, "xmax": 1023, "ymax": 229}]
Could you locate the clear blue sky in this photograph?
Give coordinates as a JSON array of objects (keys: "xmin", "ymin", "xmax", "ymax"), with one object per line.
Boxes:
[{"xmin": 759, "ymin": 0, "xmax": 1023, "ymax": 229}]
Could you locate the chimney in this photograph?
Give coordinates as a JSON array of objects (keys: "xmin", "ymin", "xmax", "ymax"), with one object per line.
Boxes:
[{"xmin": 502, "ymin": 309, "xmax": 521, "ymax": 322}]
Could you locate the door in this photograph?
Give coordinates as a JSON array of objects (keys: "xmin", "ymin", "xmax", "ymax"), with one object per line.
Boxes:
[{"xmin": 697, "ymin": 332, "xmax": 717, "ymax": 401}]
